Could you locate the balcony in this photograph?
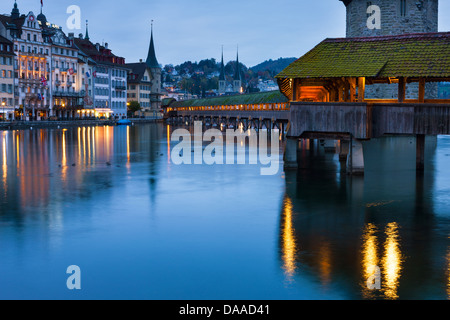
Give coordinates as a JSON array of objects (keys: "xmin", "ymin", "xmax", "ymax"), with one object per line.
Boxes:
[
  {"xmin": 53, "ymin": 91, "xmax": 84, "ymax": 98},
  {"xmin": 19, "ymin": 51, "xmax": 46, "ymax": 59}
]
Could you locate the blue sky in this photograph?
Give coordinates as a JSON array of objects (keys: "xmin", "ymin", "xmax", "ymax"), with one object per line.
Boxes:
[{"xmin": 1, "ymin": 0, "xmax": 449, "ymax": 67}]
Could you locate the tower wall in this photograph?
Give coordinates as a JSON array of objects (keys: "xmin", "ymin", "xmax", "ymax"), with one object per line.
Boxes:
[
  {"xmin": 343, "ymin": 0, "xmax": 439, "ymax": 99},
  {"xmin": 345, "ymin": 0, "xmax": 438, "ymax": 37}
]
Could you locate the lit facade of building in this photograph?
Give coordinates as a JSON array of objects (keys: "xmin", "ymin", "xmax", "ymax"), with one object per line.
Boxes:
[
  {"xmin": 47, "ymin": 23, "xmax": 83, "ymax": 119},
  {"xmin": 0, "ymin": 35, "xmax": 14, "ymax": 119},
  {"xmin": 0, "ymin": 5, "xmax": 53, "ymax": 120},
  {"xmin": 74, "ymin": 25, "xmax": 129, "ymax": 119},
  {"xmin": 126, "ymin": 25, "xmax": 162, "ymax": 117},
  {"xmin": 126, "ymin": 62, "xmax": 152, "ymax": 113},
  {"xmin": 0, "ymin": 2, "xmax": 129, "ymax": 120}
]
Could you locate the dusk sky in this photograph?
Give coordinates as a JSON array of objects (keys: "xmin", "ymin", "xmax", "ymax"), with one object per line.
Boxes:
[{"xmin": 1, "ymin": 0, "xmax": 449, "ymax": 67}]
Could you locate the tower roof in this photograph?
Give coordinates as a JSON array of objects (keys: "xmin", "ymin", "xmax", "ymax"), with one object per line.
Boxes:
[
  {"xmin": 85, "ymin": 20, "xmax": 90, "ymax": 40},
  {"xmin": 339, "ymin": 0, "xmax": 352, "ymax": 6},
  {"xmin": 219, "ymin": 47, "xmax": 226, "ymax": 81},
  {"xmin": 234, "ymin": 49, "xmax": 241, "ymax": 81},
  {"xmin": 11, "ymin": 1, "xmax": 20, "ymax": 19},
  {"xmin": 37, "ymin": 13, "xmax": 47, "ymax": 24},
  {"xmin": 146, "ymin": 23, "xmax": 160, "ymax": 69}
]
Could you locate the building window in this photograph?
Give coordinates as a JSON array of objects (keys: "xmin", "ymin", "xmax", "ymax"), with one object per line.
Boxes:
[{"xmin": 400, "ymin": 0, "xmax": 407, "ymax": 17}]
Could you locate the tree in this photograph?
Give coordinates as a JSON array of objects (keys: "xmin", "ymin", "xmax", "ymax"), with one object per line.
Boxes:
[{"xmin": 127, "ymin": 101, "xmax": 141, "ymax": 117}]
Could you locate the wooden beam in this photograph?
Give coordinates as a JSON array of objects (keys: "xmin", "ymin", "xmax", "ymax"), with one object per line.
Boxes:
[
  {"xmin": 418, "ymin": 78, "xmax": 425, "ymax": 103},
  {"xmin": 358, "ymin": 77, "xmax": 365, "ymax": 102},
  {"xmin": 292, "ymin": 79, "xmax": 297, "ymax": 101},
  {"xmin": 416, "ymin": 134, "xmax": 425, "ymax": 171},
  {"xmin": 398, "ymin": 77, "xmax": 406, "ymax": 103},
  {"xmin": 349, "ymin": 78, "xmax": 357, "ymax": 102},
  {"xmin": 344, "ymin": 79, "xmax": 351, "ymax": 102}
]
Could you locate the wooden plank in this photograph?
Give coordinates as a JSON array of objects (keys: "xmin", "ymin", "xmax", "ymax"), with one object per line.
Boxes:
[{"xmin": 398, "ymin": 77, "xmax": 406, "ymax": 103}]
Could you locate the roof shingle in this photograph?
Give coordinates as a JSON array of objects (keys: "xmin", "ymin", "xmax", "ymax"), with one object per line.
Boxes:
[{"xmin": 276, "ymin": 32, "xmax": 450, "ymax": 80}]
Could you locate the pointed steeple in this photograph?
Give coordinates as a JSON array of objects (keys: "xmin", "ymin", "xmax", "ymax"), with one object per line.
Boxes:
[
  {"xmin": 85, "ymin": 20, "xmax": 90, "ymax": 41},
  {"xmin": 11, "ymin": 0, "xmax": 20, "ymax": 20},
  {"xmin": 234, "ymin": 46, "xmax": 241, "ymax": 81},
  {"xmin": 146, "ymin": 21, "xmax": 160, "ymax": 69},
  {"xmin": 219, "ymin": 46, "xmax": 226, "ymax": 81}
]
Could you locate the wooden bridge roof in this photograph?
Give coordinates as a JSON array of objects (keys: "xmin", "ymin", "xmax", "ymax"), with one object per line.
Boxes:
[
  {"xmin": 276, "ymin": 32, "xmax": 450, "ymax": 81},
  {"xmin": 170, "ymin": 90, "xmax": 288, "ymax": 108}
]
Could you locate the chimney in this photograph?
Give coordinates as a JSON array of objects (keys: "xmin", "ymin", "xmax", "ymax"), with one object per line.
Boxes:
[
  {"xmin": 96, "ymin": 43, "xmax": 100, "ymax": 51},
  {"xmin": 139, "ymin": 59, "xmax": 143, "ymax": 63},
  {"xmin": 68, "ymin": 33, "xmax": 74, "ymax": 39},
  {"xmin": 78, "ymin": 33, "xmax": 83, "ymax": 39},
  {"xmin": 105, "ymin": 42, "xmax": 108, "ymax": 49}
]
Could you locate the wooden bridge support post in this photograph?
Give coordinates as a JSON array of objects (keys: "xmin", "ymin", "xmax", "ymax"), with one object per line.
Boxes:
[
  {"xmin": 284, "ymin": 137, "xmax": 299, "ymax": 169},
  {"xmin": 398, "ymin": 77, "xmax": 406, "ymax": 103},
  {"xmin": 416, "ymin": 134, "xmax": 425, "ymax": 171},
  {"xmin": 339, "ymin": 140, "xmax": 350, "ymax": 161},
  {"xmin": 347, "ymin": 138, "xmax": 365, "ymax": 175}
]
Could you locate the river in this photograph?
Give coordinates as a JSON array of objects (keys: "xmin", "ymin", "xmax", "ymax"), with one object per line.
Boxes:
[{"xmin": 0, "ymin": 123, "xmax": 449, "ymax": 300}]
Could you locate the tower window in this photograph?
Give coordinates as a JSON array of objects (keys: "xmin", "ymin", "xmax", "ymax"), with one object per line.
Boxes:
[
  {"xmin": 400, "ymin": 0, "xmax": 407, "ymax": 17},
  {"xmin": 366, "ymin": 2, "xmax": 373, "ymax": 18}
]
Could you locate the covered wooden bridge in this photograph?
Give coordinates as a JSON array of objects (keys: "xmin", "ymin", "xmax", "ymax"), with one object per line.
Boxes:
[
  {"xmin": 164, "ymin": 90, "xmax": 290, "ymax": 131},
  {"xmin": 276, "ymin": 32, "xmax": 450, "ymax": 173}
]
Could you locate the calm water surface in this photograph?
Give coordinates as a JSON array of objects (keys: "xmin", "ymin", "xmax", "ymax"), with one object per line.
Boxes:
[{"xmin": 0, "ymin": 123, "xmax": 449, "ymax": 300}]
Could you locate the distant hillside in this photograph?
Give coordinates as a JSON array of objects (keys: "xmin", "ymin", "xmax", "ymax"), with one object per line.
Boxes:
[{"xmin": 250, "ymin": 57, "xmax": 297, "ymax": 74}]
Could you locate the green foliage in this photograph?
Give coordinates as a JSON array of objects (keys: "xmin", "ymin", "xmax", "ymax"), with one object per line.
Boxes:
[{"xmin": 127, "ymin": 101, "xmax": 141, "ymax": 113}]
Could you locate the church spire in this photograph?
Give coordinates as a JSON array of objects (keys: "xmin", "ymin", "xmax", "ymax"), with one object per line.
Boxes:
[
  {"xmin": 85, "ymin": 20, "xmax": 90, "ymax": 40},
  {"xmin": 234, "ymin": 46, "xmax": 241, "ymax": 81},
  {"xmin": 219, "ymin": 46, "xmax": 226, "ymax": 81},
  {"xmin": 146, "ymin": 21, "xmax": 160, "ymax": 69}
]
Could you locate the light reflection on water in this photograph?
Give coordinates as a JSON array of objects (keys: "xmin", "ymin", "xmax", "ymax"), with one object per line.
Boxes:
[
  {"xmin": 0, "ymin": 124, "xmax": 449, "ymax": 300},
  {"xmin": 281, "ymin": 196, "xmax": 297, "ymax": 283}
]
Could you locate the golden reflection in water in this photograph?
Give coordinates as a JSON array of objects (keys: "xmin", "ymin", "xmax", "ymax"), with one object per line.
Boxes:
[
  {"xmin": 61, "ymin": 130, "xmax": 67, "ymax": 181},
  {"xmin": 92, "ymin": 126, "xmax": 96, "ymax": 160},
  {"xmin": 16, "ymin": 133, "xmax": 20, "ymax": 169},
  {"xmin": 82, "ymin": 127, "xmax": 86, "ymax": 165},
  {"xmin": 78, "ymin": 127, "xmax": 81, "ymax": 164},
  {"xmin": 2, "ymin": 132, "xmax": 7, "ymax": 185},
  {"xmin": 62, "ymin": 130, "xmax": 67, "ymax": 166},
  {"xmin": 318, "ymin": 241, "xmax": 332, "ymax": 288},
  {"xmin": 167, "ymin": 125, "xmax": 171, "ymax": 164},
  {"xmin": 281, "ymin": 196, "xmax": 297, "ymax": 282},
  {"xmin": 87, "ymin": 127, "xmax": 91, "ymax": 161},
  {"xmin": 382, "ymin": 222, "xmax": 403, "ymax": 300},
  {"xmin": 127, "ymin": 125, "xmax": 130, "ymax": 164},
  {"xmin": 361, "ymin": 223, "xmax": 379, "ymax": 299}
]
